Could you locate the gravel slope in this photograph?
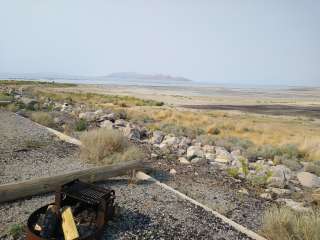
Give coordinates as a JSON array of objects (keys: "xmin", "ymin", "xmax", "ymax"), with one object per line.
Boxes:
[{"xmin": 0, "ymin": 110, "xmax": 87, "ymax": 184}]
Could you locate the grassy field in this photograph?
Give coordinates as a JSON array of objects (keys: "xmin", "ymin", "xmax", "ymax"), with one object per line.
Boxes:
[{"xmin": 127, "ymin": 107, "xmax": 320, "ymax": 161}]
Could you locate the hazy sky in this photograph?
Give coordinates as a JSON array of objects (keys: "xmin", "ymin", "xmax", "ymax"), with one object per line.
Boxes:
[{"xmin": 0, "ymin": 1, "xmax": 319, "ymax": 85}]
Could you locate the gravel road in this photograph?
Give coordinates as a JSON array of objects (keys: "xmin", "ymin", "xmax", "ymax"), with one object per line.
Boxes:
[{"xmin": 0, "ymin": 110, "xmax": 87, "ymax": 184}]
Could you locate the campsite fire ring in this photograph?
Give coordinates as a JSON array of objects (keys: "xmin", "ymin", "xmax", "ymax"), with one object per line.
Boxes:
[{"xmin": 26, "ymin": 180, "xmax": 115, "ymax": 240}]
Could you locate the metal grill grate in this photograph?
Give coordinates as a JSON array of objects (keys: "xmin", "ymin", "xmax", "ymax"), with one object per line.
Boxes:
[{"xmin": 61, "ymin": 180, "xmax": 114, "ymax": 206}]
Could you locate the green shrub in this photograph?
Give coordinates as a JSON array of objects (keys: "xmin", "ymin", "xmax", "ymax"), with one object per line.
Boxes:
[
  {"xmin": 261, "ymin": 206, "xmax": 320, "ymax": 240},
  {"xmin": 227, "ymin": 168, "xmax": 239, "ymax": 178},
  {"xmin": 75, "ymin": 119, "xmax": 87, "ymax": 131}
]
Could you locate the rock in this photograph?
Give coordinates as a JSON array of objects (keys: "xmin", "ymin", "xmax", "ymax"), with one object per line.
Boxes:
[
  {"xmin": 79, "ymin": 112, "xmax": 96, "ymax": 122},
  {"xmin": 61, "ymin": 103, "xmax": 73, "ymax": 112},
  {"xmin": 123, "ymin": 125, "xmax": 141, "ymax": 140},
  {"xmin": 177, "ymin": 148, "xmax": 186, "ymax": 156},
  {"xmin": 270, "ymin": 165, "xmax": 292, "ymax": 181},
  {"xmin": 268, "ymin": 187, "xmax": 292, "ymax": 196},
  {"xmin": 151, "ymin": 131, "xmax": 165, "ymax": 144},
  {"xmin": 114, "ymin": 119, "xmax": 127, "ymax": 127},
  {"xmin": 260, "ymin": 193, "xmax": 272, "ymax": 200},
  {"xmin": 151, "ymin": 153, "xmax": 158, "ymax": 158},
  {"xmin": 187, "ymin": 146, "xmax": 204, "ymax": 160},
  {"xmin": 205, "ymin": 153, "xmax": 215, "ymax": 162},
  {"xmin": 20, "ymin": 97, "xmax": 38, "ymax": 109},
  {"xmin": 215, "ymin": 147, "xmax": 233, "ymax": 163},
  {"xmin": 297, "ymin": 172, "xmax": 320, "ymax": 188},
  {"xmin": 100, "ymin": 120, "xmax": 114, "ymax": 129},
  {"xmin": 94, "ymin": 109, "xmax": 104, "ymax": 116},
  {"xmin": 203, "ymin": 145, "xmax": 215, "ymax": 153},
  {"xmin": 162, "ymin": 135, "xmax": 179, "ymax": 146},
  {"xmin": 179, "ymin": 137, "xmax": 192, "ymax": 149},
  {"xmin": 169, "ymin": 169, "xmax": 177, "ymax": 175},
  {"xmin": 238, "ymin": 188, "xmax": 249, "ymax": 195},
  {"xmin": 191, "ymin": 157, "xmax": 203, "ymax": 164},
  {"xmin": 98, "ymin": 112, "xmax": 116, "ymax": 122},
  {"xmin": 267, "ymin": 177, "xmax": 287, "ymax": 188},
  {"xmin": 231, "ymin": 149, "xmax": 242, "ymax": 157},
  {"xmin": 276, "ymin": 198, "xmax": 310, "ymax": 212},
  {"xmin": 179, "ymin": 157, "xmax": 190, "ymax": 165}
]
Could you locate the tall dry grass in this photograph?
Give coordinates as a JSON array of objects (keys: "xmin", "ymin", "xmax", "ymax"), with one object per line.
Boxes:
[
  {"xmin": 80, "ymin": 128, "xmax": 144, "ymax": 164},
  {"xmin": 261, "ymin": 206, "xmax": 320, "ymax": 240},
  {"xmin": 30, "ymin": 112, "xmax": 55, "ymax": 128}
]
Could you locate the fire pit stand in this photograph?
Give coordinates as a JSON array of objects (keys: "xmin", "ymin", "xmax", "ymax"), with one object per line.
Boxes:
[{"xmin": 27, "ymin": 180, "xmax": 115, "ymax": 240}]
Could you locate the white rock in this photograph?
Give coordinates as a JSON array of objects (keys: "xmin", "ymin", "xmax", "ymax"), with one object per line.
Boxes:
[
  {"xmin": 260, "ymin": 193, "xmax": 272, "ymax": 200},
  {"xmin": 123, "ymin": 126, "xmax": 141, "ymax": 140},
  {"xmin": 203, "ymin": 145, "xmax": 215, "ymax": 153},
  {"xmin": 191, "ymin": 157, "xmax": 203, "ymax": 164},
  {"xmin": 297, "ymin": 172, "xmax": 320, "ymax": 188},
  {"xmin": 276, "ymin": 198, "xmax": 311, "ymax": 212},
  {"xmin": 187, "ymin": 146, "xmax": 204, "ymax": 160},
  {"xmin": 169, "ymin": 169, "xmax": 177, "ymax": 175},
  {"xmin": 215, "ymin": 147, "xmax": 233, "ymax": 163},
  {"xmin": 79, "ymin": 112, "xmax": 96, "ymax": 121},
  {"xmin": 269, "ymin": 187, "xmax": 292, "ymax": 196},
  {"xmin": 114, "ymin": 119, "xmax": 127, "ymax": 127},
  {"xmin": 179, "ymin": 157, "xmax": 190, "ymax": 165},
  {"xmin": 238, "ymin": 188, "xmax": 249, "ymax": 195},
  {"xmin": 162, "ymin": 135, "xmax": 179, "ymax": 146},
  {"xmin": 151, "ymin": 131, "xmax": 165, "ymax": 144},
  {"xmin": 205, "ymin": 153, "xmax": 215, "ymax": 162},
  {"xmin": 100, "ymin": 120, "xmax": 114, "ymax": 129},
  {"xmin": 179, "ymin": 137, "xmax": 192, "ymax": 149}
]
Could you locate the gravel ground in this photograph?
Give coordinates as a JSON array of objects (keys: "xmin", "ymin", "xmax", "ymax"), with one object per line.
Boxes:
[
  {"xmin": 148, "ymin": 153, "xmax": 271, "ymax": 231},
  {"xmin": 0, "ymin": 178, "xmax": 252, "ymax": 240},
  {"xmin": 0, "ymin": 110, "xmax": 87, "ymax": 184}
]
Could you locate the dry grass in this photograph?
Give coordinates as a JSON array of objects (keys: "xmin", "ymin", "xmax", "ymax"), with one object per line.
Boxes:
[
  {"xmin": 30, "ymin": 112, "xmax": 55, "ymax": 128},
  {"xmin": 80, "ymin": 128, "xmax": 144, "ymax": 164},
  {"xmin": 127, "ymin": 108, "xmax": 320, "ymax": 160},
  {"xmin": 261, "ymin": 206, "xmax": 320, "ymax": 240}
]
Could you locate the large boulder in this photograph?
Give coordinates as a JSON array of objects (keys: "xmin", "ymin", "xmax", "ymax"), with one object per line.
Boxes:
[
  {"xmin": 203, "ymin": 145, "xmax": 215, "ymax": 153},
  {"xmin": 267, "ymin": 165, "xmax": 292, "ymax": 188},
  {"xmin": 179, "ymin": 137, "xmax": 192, "ymax": 149},
  {"xmin": 162, "ymin": 135, "xmax": 179, "ymax": 146},
  {"xmin": 214, "ymin": 147, "xmax": 233, "ymax": 163},
  {"xmin": 114, "ymin": 119, "xmax": 127, "ymax": 127},
  {"xmin": 187, "ymin": 146, "xmax": 204, "ymax": 160},
  {"xmin": 297, "ymin": 172, "xmax": 320, "ymax": 188},
  {"xmin": 100, "ymin": 120, "xmax": 114, "ymax": 129},
  {"xmin": 20, "ymin": 97, "xmax": 38, "ymax": 109},
  {"xmin": 151, "ymin": 131, "xmax": 165, "ymax": 144},
  {"xmin": 79, "ymin": 112, "xmax": 96, "ymax": 122},
  {"xmin": 123, "ymin": 125, "xmax": 141, "ymax": 140},
  {"xmin": 99, "ymin": 112, "xmax": 116, "ymax": 122}
]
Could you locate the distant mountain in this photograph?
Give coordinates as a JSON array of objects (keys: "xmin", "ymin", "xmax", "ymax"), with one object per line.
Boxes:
[
  {"xmin": 0, "ymin": 72, "xmax": 192, "ymax": 83},
  {"xmin": 103, "ymin": 72, "xmax": 192, "ymax": 82}
]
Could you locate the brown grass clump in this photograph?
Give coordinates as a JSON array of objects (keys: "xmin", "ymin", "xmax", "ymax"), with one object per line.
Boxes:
[
  {"xmin": 80, "ymin": 128, "xmax": 144, "ymax": 164},
  {"xmin": 261, "ymin": 206, "xmax": 320, "ymax": 240},
  {"xmin": 30, "ymin": 112, "xmax": 55, "ymax": 127}
]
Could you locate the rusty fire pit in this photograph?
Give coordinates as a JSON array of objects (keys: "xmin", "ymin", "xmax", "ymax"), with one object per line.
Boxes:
[{"xmin": 27, "ymin": 180, "xmax": 115, "ymax": 240}]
